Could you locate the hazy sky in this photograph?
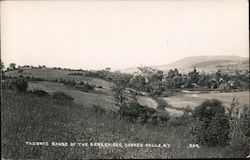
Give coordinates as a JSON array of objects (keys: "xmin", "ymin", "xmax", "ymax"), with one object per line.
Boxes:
[{"xmin": 1, "ymin": 0, "xmax": 249, "ymax": 70}]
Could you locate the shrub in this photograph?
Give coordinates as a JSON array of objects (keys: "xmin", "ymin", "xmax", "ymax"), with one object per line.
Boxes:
[
  {"xmin": 13, "ymin": 76, "xmax": 28, "ymax": 92},
  {"xmin": 79, "ymin": 81, "xmax": 85, "ymax": 85},
  {"xmin": 168, "ymin": 108, "xmax": 192, "ymax": 127},
  {"xmin": 190, "ymin": 99, "xmax": 230, "ymax": 146},
  {"xmin": 118, "ymin": 101, "xmax": 169, "ymax": 124},
  {"xmin": 1, "ymin": 79, "xmax": 15, "ymax": 89},
  {"xmin": 226, "ymin": 105, "xmax": 250, "ymax": 157},
  {"xmin": 29, "ymin": 77, "xmax": 45, "ymax": 81},
  {"xmin": 29, "ymin": 89, "xmax": 49, "ymax": 97},
  {"xmin": 52, "ymin": 91, "xmax": 74, "ymax": 102},
  {"xmin": 154, "ymin": 97, "xmax": 169, "ymax": 111},
  {"xmin": 149, "ymin": 89, "xmax": 162, "ymax": 96},
  {"xmin": 78, "ymin": 82, "xmax": 94, "ymax": 92}
]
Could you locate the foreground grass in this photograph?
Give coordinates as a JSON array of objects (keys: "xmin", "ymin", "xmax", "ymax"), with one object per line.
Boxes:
[{"xmin": 1, "ymin": 89, "xmax": 243, "ymax": 159}]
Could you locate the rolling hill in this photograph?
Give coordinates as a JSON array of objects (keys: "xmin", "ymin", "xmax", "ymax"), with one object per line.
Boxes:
[{"xmin": 122, "ymin": 55, "xmax": 249, "ymax": 74}]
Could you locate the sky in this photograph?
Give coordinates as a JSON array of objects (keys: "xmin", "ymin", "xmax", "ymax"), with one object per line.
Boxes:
[{"xmin": 1, "ymin": 0, "xmax": 249, "ymax": 70}]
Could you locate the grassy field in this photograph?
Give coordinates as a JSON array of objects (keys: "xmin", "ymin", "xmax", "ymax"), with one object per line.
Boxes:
[
  {"xmin": 163, "ymin": 91, "xmax": 249, "ymax": 111},
  {"xmin": 136, "ymin": 96, "xmax": 158, "ymax": 109},
  {"xmin": 28, "ymin": 81, "xmax": 117, "ymax": 111},
  {"xmin": 29, "ymin": 81, "xmax": 249, "ymax": 117},
  {"xmin": 2, "ymin": 68, "xmax": 249, "ymax": 158},
  {"xmin": 5, "ymin": 68, "xmax": 114, "ymax": 89},
  {"xmin": 2, "ymin": 88, "xmax": 243, "ymax": 159}
]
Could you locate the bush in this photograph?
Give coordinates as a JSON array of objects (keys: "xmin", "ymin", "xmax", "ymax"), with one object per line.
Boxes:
[
  {"xmin": 13, "ymin": 76, "xmax": 28, "ymax": 92},
  {"xmin": 1, "ymin": 79, "xmax": 15, "ymax": 89},
  {"xmin": 168, "ymin": 109, "xmax": 192, "ymax": 127},
  {"xmin": 79, "ymin": 81, "xmax": 85, "ymax": 85},
  {"xmin": 226, "ymin": 105, "xmax": 250, "ymax": 157},
  {"xmin": 52, "ymin": 91, "xmax": 74, "ymax": 102},
  {"xmin": 29, "ymin": 89, "xmax": 49, "ymax": 97},
  {"xmin": 190, "ymin": 99, "xmax": 230, "ymax": 146},
  {"xmin": 118, "ymin": 101, "xmax": 169, "ymax": 125},
  {"xmin": 29, "ymin": 77, "xmax": 45, "ymax": 81},
  {"xmin": 78, "ymin": 82, "xmax": 95, "ymax": 92}
]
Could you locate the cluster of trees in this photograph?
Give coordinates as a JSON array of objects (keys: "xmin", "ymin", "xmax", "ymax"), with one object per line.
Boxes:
[
  {"xmin": 57, "ymin": 79, "xmax": 95, "ymax": 92},
  {"xmin": 111, "ymin": 73, "xmax": 170, "ymax": 125},
  {"xmin": 2, "ymin": 76, "xmax": 75, "ymax": 103},
  {"xmin": 1, "ymin": 62, "xmax": 48, "ymax": 71},
  {"xmin": 68, "ymin": 72, "xmax": 85, "ymax": 76},
  {"xmin": 118, "ymin": 101, "xmax": 169, "ymax": 124},
  {"xmin": 2, "ymin": 61, "xmax": 249, "ymax": 94},
  {"xmin": 189, "ymin": 98, "xmax": 250, "ymax": 155},
  {"xmin": 128, "ymin": 67, "xmax": 249, "ymax": 96},
  {"xmin": 166, "ymin": 97, "xmax": 250, "ymax": 155}
]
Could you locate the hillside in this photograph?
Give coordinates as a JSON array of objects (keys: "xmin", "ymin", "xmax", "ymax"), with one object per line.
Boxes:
[
  {"xmin": 3, "ymin": 88, "xmax": 240, "ymax": 159},
  {"xmin": 4, "ymin": 68, "xmax": 114, "ymax": 89},
  {"xmin": 122, "ymin": 55, "xmax": 249, "ymax": 74}
]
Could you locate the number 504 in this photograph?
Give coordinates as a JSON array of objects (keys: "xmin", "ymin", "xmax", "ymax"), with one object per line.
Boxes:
[{"xmin": 189, "ymin": 144, "xmax": 200, "ymax": 148}]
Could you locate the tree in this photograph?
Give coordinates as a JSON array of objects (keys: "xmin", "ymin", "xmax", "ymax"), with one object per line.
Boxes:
[
  {"xmin": 9, "ymin": 63, "xmax": 16, "ymax": 70},
  {"xmin": 13, "ymin": 76, "xmax": 28, "ymax": 92},
  {"xmin": 227, "ymin": 100, "xmax": 250, "ymax": 157},
  {"xmin": 198, "ymin": 74, "xmax": 209, "ymax": 87},
  {"xmin": 138, "ymin": 66, "xmax": 158, "ymax": 74},
  {"xmin": 188, "ymin": 67, "xmax": 200, "ymax": 84},
  {"xmin": 113, "ymin": 85, "xmax": 127, "ymax": 106},
  {"xmin": 112, "ymin": 74, "xmax": 130, "ymax": 106},
  {"xmin": 105, "ymin": 67, "xmax": 111, "ymax": 72},
  {"xmin": 149, "ymin": 73, "xmax": 162, "ymax": 82},
  {"xmin": 167, "ymin": 69, "xmax": 176, "ymax": 78},
  {"xmin": 190, "ymin": 99, "xmax": 230, "ymax": 146},
  {"xmin": 129, "ymin": 75, "xmax": 146, "ymax": 91},
  {"xmin": 173, "ymin": 75, "xmax": 182, "ymax": 88},
  {"xmin": 1, "ymin": 61, "xmax": 4, "ymax": 71}
]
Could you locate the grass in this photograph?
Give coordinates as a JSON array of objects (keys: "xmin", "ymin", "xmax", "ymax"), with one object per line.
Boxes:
[
  {"xmin": 1, "ymin": 88, "xmax": 246, "ymax": 159},
  {"xmin": 136, "ymin": 96, "xmax": 158, "ymax": 109},
  {"xmin": 28, "ymin": 81, "xmax": 117, "ymax": 111},
  {"xmin": 5, "ymin": 68, "xmax": 114, "ymax": 89},
  {"xmin": 163, "ymin": 91, "xmax": 249, "ymax": 111}
]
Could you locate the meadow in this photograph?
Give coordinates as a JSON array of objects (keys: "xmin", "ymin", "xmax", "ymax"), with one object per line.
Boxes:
[
  {"xmin": 23, "ymin": 78, "xmax": 250, "ymax": 116},
  {"xmin": 5, "ymin": 68, "xmax": 114, "ymax": 89},
  {"xmin": 164, "ymin": 91, "xmax": 249, "ymax": 111},
  {"xmin": 1, "ymin": 88, "xmax": 242, "ymax": 159},
  {"xmin": 2, "ymin": 68, "xmax": 249, "ymax": 158},
  {"xmin": 28, "ymin": 81, "xmax": 116, "ymax": 111}
]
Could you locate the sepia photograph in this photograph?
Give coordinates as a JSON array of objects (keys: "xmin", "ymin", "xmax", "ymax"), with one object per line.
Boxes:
[{"xmin": 1, "ymin": 0, "xmax": 249, "ymax": 159}]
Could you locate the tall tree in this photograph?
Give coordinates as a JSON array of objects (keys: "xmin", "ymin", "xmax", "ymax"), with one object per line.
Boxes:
[
  {"xmin": 9, "ymin": 63, "xmax": 16, "ymax": 70},
  {"xmin": 0, "ymin": 61, "xmax": 4, "ymax": 71}
]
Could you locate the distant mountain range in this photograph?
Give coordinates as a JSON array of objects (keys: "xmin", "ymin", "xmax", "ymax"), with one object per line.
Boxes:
[{"xmin": 122, "ymin": 55, "xmax": 249, "ymax": 74}]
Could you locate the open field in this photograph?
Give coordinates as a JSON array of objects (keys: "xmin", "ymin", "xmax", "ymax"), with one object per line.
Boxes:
[
  {"xmin": 136, "ymin": 96, "xmax": 158, "ymax": 109},
  {"xmin": 2, "ymin": 88, "xmax": 244, "ymax": 159},
  {"xmin": 5, "ymin": 69, "xmax": 114, "ymax": 89},
  {"xmin": 28, "ymin": 81, "xmax": 117, "ymax": 111},
  {"xmin": 2, "ymin": 69, "xmax": 249, "ymax": 158},
  {"xmin": 163, "ymin": 91, "xmax": 249, "ymax": 111},
  {"xmin": 17, "ymin": 77, "xmax": 250, "ymax": 118},
  {"xmin": 4, "ymin": 68, "xmax": 250, "ymax": 117}
]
